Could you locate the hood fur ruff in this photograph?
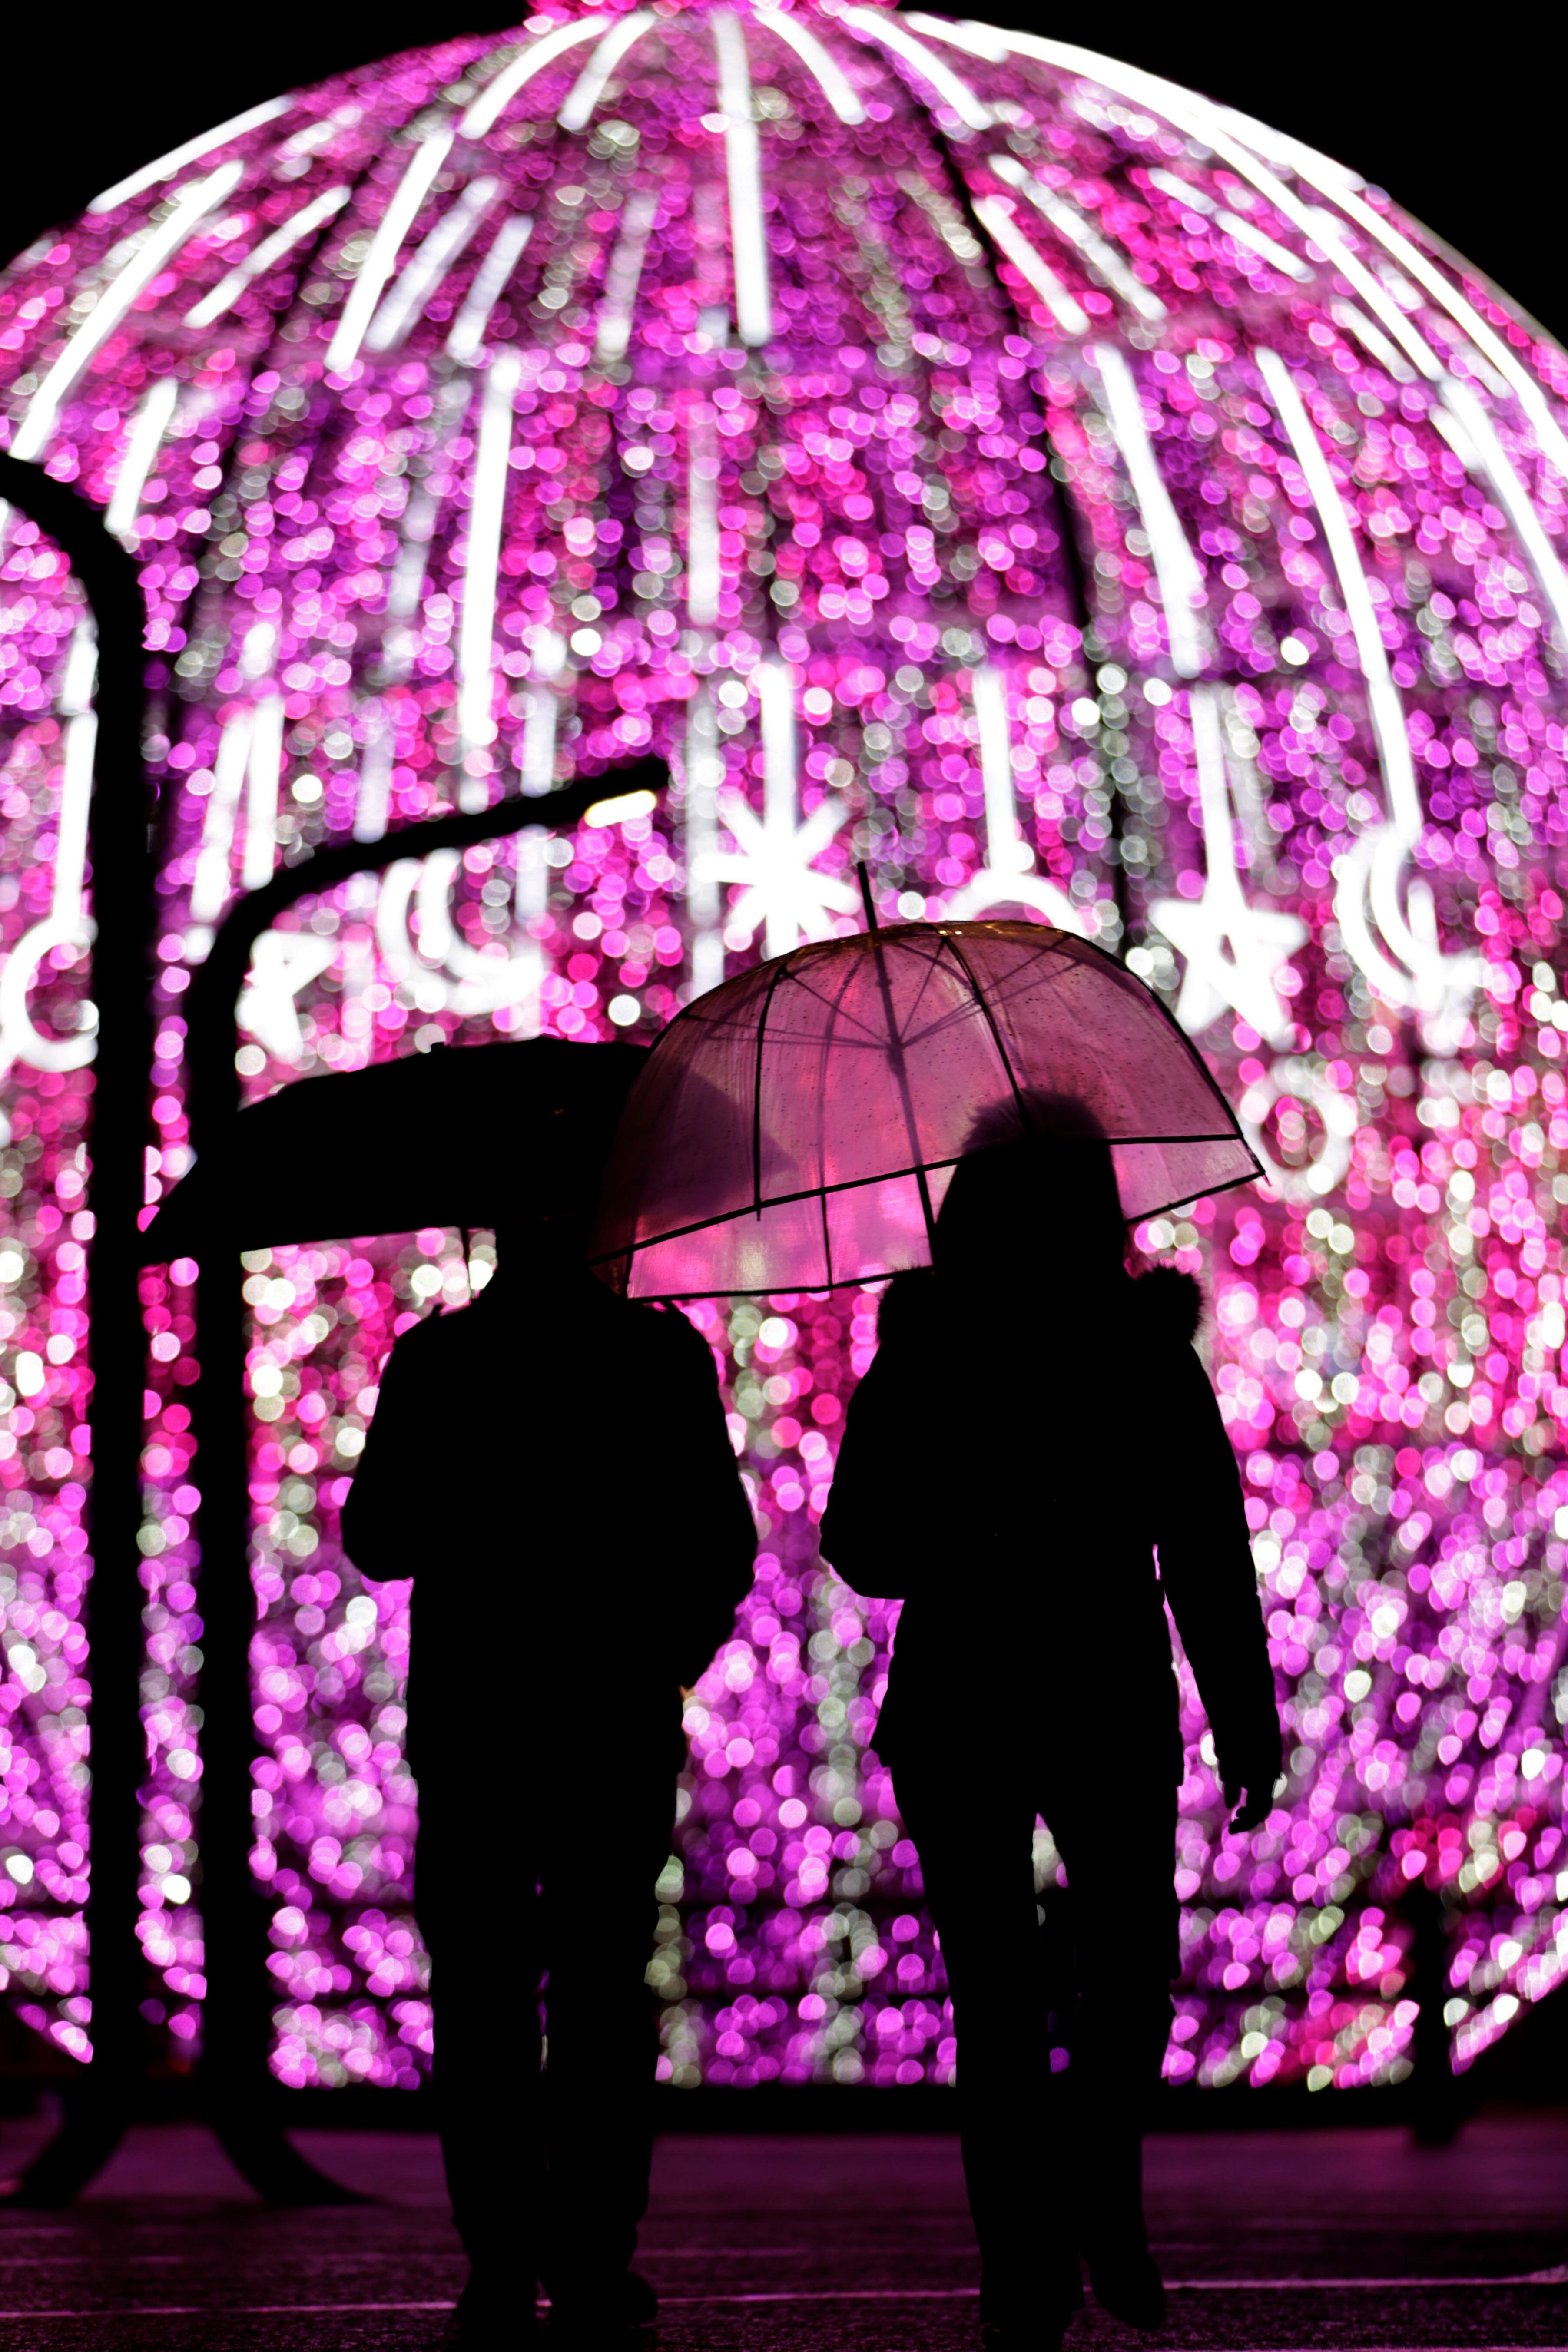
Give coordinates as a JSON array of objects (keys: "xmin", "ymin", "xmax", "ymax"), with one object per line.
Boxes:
[{"xmin": 1131, "ymin": 1264, "xmax": 1203, "ymax": 1345}]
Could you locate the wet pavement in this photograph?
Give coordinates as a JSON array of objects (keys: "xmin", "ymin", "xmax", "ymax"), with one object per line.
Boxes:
[{"xmin": 0, "ymin": 2110, "xmax": 1564, "ymax": 2348}]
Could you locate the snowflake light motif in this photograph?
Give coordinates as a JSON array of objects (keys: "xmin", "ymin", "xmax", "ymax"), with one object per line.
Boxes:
[{"xmin": 1, "ymin": 0, "xmax": 1568, "ymax": 2098}]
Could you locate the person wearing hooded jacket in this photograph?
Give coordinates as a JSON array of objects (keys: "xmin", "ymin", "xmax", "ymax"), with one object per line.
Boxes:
[
  {"xmin": 820, "ymin": 1112, "xmax": 1281, "ymax": 2352},
  {"xmin": 341, "ymin": 1215, "xmax": 756, "ymax": 2341}
]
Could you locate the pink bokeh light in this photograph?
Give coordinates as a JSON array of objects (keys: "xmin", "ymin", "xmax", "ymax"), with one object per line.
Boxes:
[{"xmin": 0, "ymin": 2, "xmax": 1566, "ymax": 2094}]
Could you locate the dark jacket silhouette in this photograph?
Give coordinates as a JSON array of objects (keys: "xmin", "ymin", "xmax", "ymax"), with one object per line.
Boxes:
[
  {"xmin": 820, "ymin": 1135, "xmax": 1280, "ymax": 2346},
  {"xmin": 342, "ymin": 1238, "xmax": 756, "ymax": 2328}
]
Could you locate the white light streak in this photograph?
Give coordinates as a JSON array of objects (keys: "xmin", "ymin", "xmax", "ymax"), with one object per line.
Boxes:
[
  {"xmin": 237, "ymin": 930, "xmax": 337, "ymax": 1063},
  {"xmin": 1439, "ymin": 378, "xmax": 1568, "ymax": 645},
  {"xmin": 14, "ymin": 163, "xmax": 244, "ymax": 461},
  {"xmin": 519, "ymin": 627, "xmax": 566, "ymax": 800},
  {"xmin": 352, "ymin": 715, "xmax": 394, "ymax": 847},
  {"xmin": 445, "ymin": 213, "xmax": 534, "ymax": 363},
  {"xmin": 1093, "ymin": 343, "xmax": 1207, "ymax": 677},
  {"xmin": 753, "ymin": 5, "xmax": 865, "ymax": 123},
  {"xmin": 558, "ymin": 12, "xmax": 655, "ymax": 132},
  {"xmin": 713, "ymin": 12, "xmax": 772, "ymax": 348},
  {"xmin": 1258, "ymin": 348, "xmax": 1416, "ymax": 833},
  {"xmin": 989, "ymin": 153, "xmax": 1165, "ymax": 322},
  {"xmin": 1149, "ymin": 168, "xmax": 1311, "ymax": 285},
  {"xmin": 1147, "ymin": 166, "xmax": 1213, "ymax": 215},
  {"xmin": 1257, "ymin": 345, "xmax": 1475, "ymax": 1024},
  {"xmin": 1239, "ymin": 124, "xmax": 1568, "ymax": 487},
  {"xmin": 190, "ymin": 710, "xmax": 254, "ymax": 924},
  {"xmin": 687, "ymin": 446, "xmax": 720, "ymax": 625},
  {"xmin": 242, "ymin": 696, "xmax": 285, "ymax": 893},
  {"xmin": 594, "ymin": 190, "xmax": 657, "ymax": 364},
  {"xmin": 461, "ymin": 19, "xmax": 609, "ymax": 137},
  {"xmin": 88, "ymin": 96, "xmax": 288, "ymax": 212},
  {"xmin": 1149, "ymin": 686, "xmax": 1306, "ymax": 1047},
  {"xmin": 456, "ymin": 352, "xmax": 520, "ymax": 805},
  {"xmin": 758, "ymin": 658, "xmax": 798, "ymax": 838},
  {"xmin": 1329, "ymin": 301, "xmax": 1416, "ymax": 383},
  {"xmin": 974, "ymin": 666, "xmax": 1028, "ymax": 878},
  {"xmin": 1216, "ymin": 209, "xmax": 1310, "ymax": 282},
  {"xmin": 840, "ymin": 9, "xmax": 993, "ymax": 130},
  {"xmin": 325, "ymin": 129, "xmax": 454, "ymax": 374},
  {"xmin": 971, "ymin": 196, "xmax": 1088, "ymax": 334},
  {"xmin": 183, "ymin": 183, "xmax": 350, "ymax": 328},
  {"xmin": 684, "ymin": 689, "xmax": 725, "ymax": 995},
  {"xmin": 979, "ymin": 32, "xmax": 1431, "ymax": 372},
  {"xmin": 696, "ymin": 676, "xmax": 857, "ymax": 959},
  {"xmin": 365, "ymin": 177, "xmax": 497, "ymax": 353},
  {"xmin": 104, "ymin": 376, "xmax": 180, "ymax": 538},
  {"xmin": 904, "ymin": 13, "xmax": 1009, "ymax": 60},
  {"xmin": 53, "ymin": 628, "xmax": 97, "ymax": 925},
  {"xmin": 0, "ymin": 631, "xmax": 107, "ymax": 1076},
  {"xmin": 971, "ymin": 23, "xmax": 1568, "ymax": 640},
  {"xmin": 946, "ymin": 672, "xmax": 1089, "ymax": 932}
]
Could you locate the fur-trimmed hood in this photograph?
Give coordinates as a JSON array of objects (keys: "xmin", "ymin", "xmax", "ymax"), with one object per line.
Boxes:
[{"xmin": 1130, "ymin": 1264, "xmax": 1203, "ymax": 1345}]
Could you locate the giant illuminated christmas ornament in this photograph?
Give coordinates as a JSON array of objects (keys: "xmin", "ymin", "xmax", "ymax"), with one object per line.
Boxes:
[{"xmin": 1, "ymin": 0, "xmax": 1566, "ymax": 2098}]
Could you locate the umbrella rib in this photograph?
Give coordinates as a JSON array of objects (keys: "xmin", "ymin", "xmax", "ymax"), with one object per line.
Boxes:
[
  {"xmin": 589, "ymin": 1132, "xmax": 1248, "ymax": 1260},
  {"xmin": 621, "ymin": 1155, "xmax": 1264, "ymax": 1298},
  {"xmin": 752, "ymin": 952, "xmax": 791, "ymax": 1221},
  {"xmin": 939, "ymin": 932, "xmax": 1030, "ymax": 1130}
]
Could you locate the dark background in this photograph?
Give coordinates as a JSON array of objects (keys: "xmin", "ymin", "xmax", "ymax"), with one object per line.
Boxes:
[{"xmin": 3, "ymin": 5, "xmax": 1562, "ymax": 340}]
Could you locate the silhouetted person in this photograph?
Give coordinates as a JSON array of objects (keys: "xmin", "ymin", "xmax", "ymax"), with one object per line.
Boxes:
[
  {"xmin": 821, "ymin": 1103, "xmax": 1281, "ymax": 2349},
  {"xmin": 342, "ymin": 1216, "xmax": 755, "ymax": 2339}
]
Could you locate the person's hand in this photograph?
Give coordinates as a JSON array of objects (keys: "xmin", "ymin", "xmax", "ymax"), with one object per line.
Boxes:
[{"xmin": 1222, "ymin": 1756, "xmax": 1282, "ymax": 1833}]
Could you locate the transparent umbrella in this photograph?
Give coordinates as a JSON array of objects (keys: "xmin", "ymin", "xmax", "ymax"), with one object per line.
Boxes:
[{"xmin": 591, "ymin": 917, "xmax": 1260, "ymax": 1299}]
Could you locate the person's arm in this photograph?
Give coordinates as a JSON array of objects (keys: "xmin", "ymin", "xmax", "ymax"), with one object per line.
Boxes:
[
  {"xmin": 338, "ymin": 1319, "xmax": 440, "ymax": 1583},
  {"xmin": 818, "ymin": 1348, "xmax": 905, "ymax": 1599},
  {"xmin": 658, "ymin": 1309, "xmax": 759, "ymax": 1686},
  {"xmin": 1153, "ymin": 1345, "xmax": 1282, "ymax": 1829}
]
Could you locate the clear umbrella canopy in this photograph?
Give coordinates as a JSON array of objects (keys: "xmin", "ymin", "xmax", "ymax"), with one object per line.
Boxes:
[{"xmin": 593, "ymin": 918, "xmax": 1259, "ymax": 1294}]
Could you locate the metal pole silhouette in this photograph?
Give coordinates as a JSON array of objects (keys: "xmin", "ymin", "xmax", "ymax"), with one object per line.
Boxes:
[{"xmin": 0, "ymin": 454, "xmax": 155, "ymax": 2202}]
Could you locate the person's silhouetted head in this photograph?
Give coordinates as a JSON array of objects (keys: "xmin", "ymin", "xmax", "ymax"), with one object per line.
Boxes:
[
  {"xmin": 492, "ymin": 1209, "xmax": 599, "ymax": 1285},
  {"xmin": 932, "ymin": 1090, "xmax": 1125, "ymax": 1285}
]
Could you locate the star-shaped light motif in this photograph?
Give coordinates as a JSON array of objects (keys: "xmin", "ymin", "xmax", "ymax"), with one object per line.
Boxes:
[
  {"xmin": 1150, "ymin": 687, "xmax": 1306, "ymax": 1049},
  {"xmin": 696, "ymin": 787, "xmax": 859, "ymax": 958},
  {"xmin": 237, "ymin": 930, "xmax": 338, "ymax": 1063}
]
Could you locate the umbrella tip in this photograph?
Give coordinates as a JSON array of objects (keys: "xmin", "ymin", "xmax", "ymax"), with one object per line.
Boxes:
[{"xmin": 856, "ymin": 859, "xmax": 880, "ymax": 934}]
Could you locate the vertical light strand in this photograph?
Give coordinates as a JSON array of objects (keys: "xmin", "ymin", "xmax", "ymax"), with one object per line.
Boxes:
[
  {"xmin": 972, "ymin": 666, "xmax": 1028, "ymax": 878},
  {"xmin": 456, "ymin": 351, "xmax": 521, "ymax": 810},
  {"xmin": 325, "ymin": 129, "xmax": 455, "ymax": 374},
  {"xmin": 1093, "ymin": 342, "xmax": 1207, "ymax": 677},
  {"xmin": 446, "ymin": 215, "xmax": 534, "ymax": 364},
  {"xmin": 189, "ymin": 710, "xmax": 255, "ymax": 927},
  {"xmin": 241, "ymin": 697, "xmax": 285, "ymax": 892},
  {"xmin": 14, "ymin": 162, "xmax": 245, "ymax": 459},
  {"xmin": 366, "ymin": 176, "xmax": 499, "ymax": 354},
  {"xmin": 756, "ymin": 659, "xmax": 799, "ymax": 958},
  {"xmin": 594, "ymin": 190, "xmax": 657, "ymax": 366},
  {"xmin": 685, "ymin": 689, "xmax": 725, "ymax": 996},
  {"xmin": 712, "ymin": 11, "xmax": 772, "ymax": 348},
  {"xmin": 1256, "ymin": 347, "xmax": 1419, "ymax": 838},
  {"xmin": 52, "ymin": 626, "xmax": 97, "ymax": 908},
  {"xmin": 105, "ymin": 378, "xmax": 180, "ymax": 540},
  {"xmin": 687, "ymin": 428, "xmax": 721, "ymax": 626}
]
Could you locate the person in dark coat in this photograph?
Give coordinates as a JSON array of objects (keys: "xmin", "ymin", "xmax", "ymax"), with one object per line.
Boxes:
[
  {"xmin": 341, "ymin": 1213, "xmax": 756, "ymax": 2339},
  {"xmin": 820, "ymin": 1103, "xmax": 1280, "ymax": 2350}
]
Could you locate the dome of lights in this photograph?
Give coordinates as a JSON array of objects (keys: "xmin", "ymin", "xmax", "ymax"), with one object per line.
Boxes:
[{"xmin": 3, "ymin": 0, "xmax": 1568, "ymax": 2097}]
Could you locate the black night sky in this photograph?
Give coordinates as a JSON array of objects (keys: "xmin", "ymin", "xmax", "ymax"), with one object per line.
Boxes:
[{"xmin": 4, "ymin": 6, "xmax": 1563, "ymax": 342}]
